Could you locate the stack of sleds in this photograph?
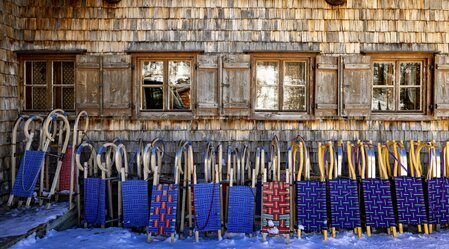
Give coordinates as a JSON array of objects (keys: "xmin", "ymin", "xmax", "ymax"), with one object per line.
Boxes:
[{"xmin": 8, "ymin": 110, "xmax": 88, "ymax": 209}]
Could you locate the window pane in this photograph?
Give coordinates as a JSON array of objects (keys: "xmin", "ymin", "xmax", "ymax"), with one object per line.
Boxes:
[
  {"xmin": 54, "ymin": 86, "xmax": 62, "ymax": 108},
  {"xmin": 142, "ymin": 61, "xmax": 163, "ymax": 85},
  {"xmin": 256, "ymin": 86, "xmax": 278, "ymax": 110},
  {"xmin": 400, "ymin": 87, "xmax": 420, "ymax": 110},
  {"xmin": 32, "ymin": 62, "xmax": 46, "ymax": 85},
  {"xmin": 256, "ymin": 62, "xmax": 279, "ymax": 109},
  {"xmin": 373, "ymin": 62, "xmax": 394, "ymax": 86},
  {"xmin": 142, "ymin": 61, "xmax": 163, "ymax": 110},
  {"xmin": 62, "ymin": 62, "xmax": 75, "ymax": 85},
  {"xmin": 62, "ymin": 87, "xmax": 75, "ymax": 110},
  {"xmin": 53, "ymin": 62, "xmax": 75, "ymax": 110},
  {"xmin": 256, "ymin": 62, "xmax": 279, "ymax": 86},
  {"xmin": 32, "ymin": 87, "xmax": 47, "ymax": 110},
  {"xmin": 25, "ymin": 62, "xmax": 32, "ymax": 85},
  {"xmin": 372, "ymin": 88, "xmax": 395, "ymax": 111},
  {"xmin": 169, "ymin": 61, "xmax": 191, "ymax": 110},
  {"xmin": 284, "ymin": 86, "xmax": 305, "ymax": 110},
  {"xmin": 284, "ymin": 62, "xmax": 306, "ymax": 86},
  {"xmin": 400, "ymin": 62, "xmax": 421, "ymax": 86},
  {"xmin": 143, "ymin": 87, "xmax": 163, "ymax": 109},
  {"xmin": 53, "ymin": 62, "xmax": 62, "ymax": 85}
]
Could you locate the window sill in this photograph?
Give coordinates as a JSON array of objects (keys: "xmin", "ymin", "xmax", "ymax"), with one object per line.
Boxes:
[
  {"xmin": 369, "ymin": 113, "xmax": 432, "ymax": 121},
  {"xmin": 137, "ymin": 110, "xmax": 193, "ymax": 120},
  {"xmin": 252, "ymin": 112, "xmax": 311, "ymax": 120},
  {"xmin": 20, "ymin": 110, "xmax": 77, "ymax": 119}
]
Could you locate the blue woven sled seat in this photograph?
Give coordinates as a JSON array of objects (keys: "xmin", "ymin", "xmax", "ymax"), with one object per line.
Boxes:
[
  {"xmin": 12, "ymin": 150, "xmax": 46, "ymax": 198},
  {"xmin": 122, "ymin": 180, "xmax": 149, "ymax": 228},
  {"xmin": 428, "ymin": 177, "xmax": 449, "ymax": 225},
  {"xmin": 84, "ymin": 178, "xmax": 106, "ymax": 225},
  {"xmin": 193, "ymin": 183, "xmax": 221, "ymax": 232},
  {"xmin": 329, "ymin": 179, "xmax": 361, "ymax": 229},
  {"xmin": 296, "ymin": 181, "xmax": 328, "ymax": 232},
  {"xmin": 394, "ymin": 176, "xmax": 427, "ymax": 225},
  {"xmin": 227, "ymin": 185, "xmax": 255, "ymax": 233},
  {"xmin": 362, "ymin": 179, "xmax": 396, "ymax": 228}
]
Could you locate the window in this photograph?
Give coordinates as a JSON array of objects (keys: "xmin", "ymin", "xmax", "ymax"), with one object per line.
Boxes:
[
  {"xmin": 255, "ymin": 59, "xmax": 308, "ymax": 111},
  {"xmin": 140, "ymin": 59, "xmax": 192, "ymax": 111},
  {"xmin": 372, "ymin": 59, "xmax": 425, "ymax": 112},
  {"xmin": 22, "ymin": 58, "xmax": 75, "ymax": 111}
]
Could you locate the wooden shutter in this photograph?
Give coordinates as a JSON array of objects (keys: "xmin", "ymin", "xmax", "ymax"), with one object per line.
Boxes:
[
  {"xmin": 434, "ymin": 55, "xmax": 449, "ymax": 117},
  {"xmin": 315, "ymin": 56, "xmax": 339, "ymax": 116},
  {"xmin": 196, "ymin": 55, "xmax": 220, "ymax": 116},
  {"xmin": 222, "ymin": 54, "xmax": 251, "ymax": 116},
  {"xmin": 342, "ymin": 55, "xmax": 372, "ymax": 117},
  {"xmin": 102, "ymin": 55, "xmax": 132, "ymax": 117},
  {"xmin": 75, "ymin": 55, "xmax": 101, "ymax": 115}
]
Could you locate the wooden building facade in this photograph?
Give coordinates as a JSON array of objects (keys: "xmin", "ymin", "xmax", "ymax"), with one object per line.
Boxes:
[{"xmin": 1, "ymin": 0, "xmax": 449, "ymax": 200}]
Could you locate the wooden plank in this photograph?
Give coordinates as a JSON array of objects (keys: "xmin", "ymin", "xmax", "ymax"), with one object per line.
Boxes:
[
  {"xmin": 315, "ymin": 55, "xmax": 339, "ymax": 117},
  {"xmin": 434, "ymin": 55, "xmax": 449, "ymax": 117},
  {"xmin": 436, "ymin": 64, "xmax": 449, "ymax": 70},
  {"xmin": 102, "ymin": 54, "xmax": 132, "ymax": 117},
  {"xmin": 222, "ymin": 54, "xmax": 251, "ymax": 117},
  {"xmin": 344, "ymin": 64, "xmax": 371, "ymax": 70},
  {"xmin": 75, "ymin": 55, "xmax": 101, "ymax": 115},
  {"xmin": 317, "ymin": 63, "xmax": 338, "ymax": 70},
  {"xmin": 196, "ymin": 54, "xmax": 220, "ymax": 116},
  {"xmin": 342, "ymin": 55, "xmax": 372, "ymax": 117}
]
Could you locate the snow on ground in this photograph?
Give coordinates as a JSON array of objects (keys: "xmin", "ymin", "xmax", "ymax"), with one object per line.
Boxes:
[
  {"xmin": 0, "ymin": 202, "xmax": 69, "ymax": 238},
  {"xmin": 10, "ymin": 227, "xmax": 449, "ymax": 249}
]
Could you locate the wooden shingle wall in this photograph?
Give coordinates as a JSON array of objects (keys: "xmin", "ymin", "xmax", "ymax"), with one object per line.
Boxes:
[
  {"xmin": 15, "ymin": 0, "xmax": 449, "ymax": 53},
  {"xmin": 86, "ymin": 118, "xmax": 449, "ymax": 176},
  {"xmin": 0, "ymin": 0, "xmax": 448, "ymax": 187},
  {"xmin": 0, "ymin": 0, "xmax": 19, "ymax": 202}
]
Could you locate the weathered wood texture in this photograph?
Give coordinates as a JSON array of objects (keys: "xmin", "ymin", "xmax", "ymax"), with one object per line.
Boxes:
[
  {"xmin": 14, "ymin": 0, "xmax": 449, "ymax": 54},
  {"xmin": 0, "ymin": 0, "xmax": 19, "ymax": 202},
  {"xmin": 84, "ymin": 118, "xmax": 449, "ymax": 176},
  {"xmin": 2, "ymin": 0, "xmax": 449, "ymax": 197}
]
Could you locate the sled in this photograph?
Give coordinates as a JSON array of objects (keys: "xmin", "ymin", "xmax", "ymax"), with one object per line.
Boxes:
[
  {"xmin": 294, "ymin": 137, "xmax": 328, "ymax": 240},
  {"xmin": 328, "ymin": 141, "xmax": 362, "ymax": 238},
  {"xmin": 225, "ymin": 143, "xmax": 256, "ymax": 235},
  {"xmin": 387, "ymin": 140, "xmax": 428, "ymax": 234},
  {"xmin": 359, "ymin": 141, "xmax": 396, "ymax": 237},
  {"xmin": 192, "ymin": 142, "xmax": 222, "ymax": 242},
  {"xmin": 261, "ymin": 136, "xmax": 291, "ymax": 243}
]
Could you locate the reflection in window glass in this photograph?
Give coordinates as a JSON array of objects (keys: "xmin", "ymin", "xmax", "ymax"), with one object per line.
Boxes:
[
  {"xmin": 169, "ymin": 61, "xmax": 191, "ymax": 110},
  {"xmin": 143, "ymin": 87, "xmax": 163, "ymax": 109},
  {"xmin": 284, "ymin": 62, "xmax": 305, "ymax": 86},
  {"xmin": 400, "ymin": 62, "xmax": 421, "ymax": 86},
  {"xmin": 373, "ymin": 62, "xmax": 394, "ymax": 86},
  {"xmin": 284, "ymin": 62, "xmax": 306, "ymax": 110},
  {"xmin": 256, "ymin": 62, "xmax": 279, "ymax": 109},
  {"xmin": 142, "ymin": 61, "xmax": 164, "ymax": 109},
  {"xmin": 372, "ymin": 88, "xmax": 394, "ymax": 111},
  {"xmin": 372, "ymin": 60, "xmax": 423, "ymax": 112},
  {"xmin": 284, "ymin": 87, "xmax": 305, "ymax": 110},
  {"xmin": 142, "ymin": 61, "xmax": 163, "ymax": 85},
  {"xmin": 400, "ymin": 88, "xmax": 420, "ymax": 110},
  {"xmin": 256, "ymin": 86, "xmax": 278, "ymax": 110}
]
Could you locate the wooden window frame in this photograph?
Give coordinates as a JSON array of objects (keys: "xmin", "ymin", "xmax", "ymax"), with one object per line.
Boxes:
[
  {"xmin": 250, "ymin": 53, "xmax": 316, "ymax": 120},
  {"xmin": 18, "ymin": 54, "xmax": 76, "ymax": 114},
  {"xmin": 133, "ymin": 53, "xmax": 197, "ymax": 120},
  {"xmin": 369, "ymin": 53, "xmax": 433, "ymax": 120}
]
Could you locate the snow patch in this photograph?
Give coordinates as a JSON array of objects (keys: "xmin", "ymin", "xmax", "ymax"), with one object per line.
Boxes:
[
  {"xmin": 9, "ymin": 227, "xmax": 449, "ymax": 249},
  {"xmin": 0, "ymin": 202, "xmax": 69, "ymax": 238}
]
